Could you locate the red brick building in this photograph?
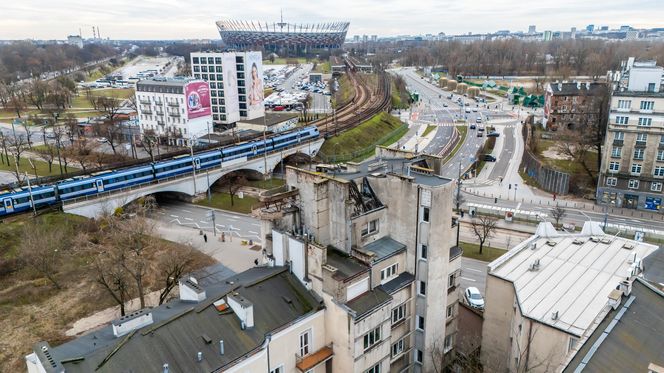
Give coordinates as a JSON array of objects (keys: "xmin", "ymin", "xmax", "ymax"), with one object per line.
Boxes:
[{"xmin": 543, "ymin": 81, "xmax": 608, "ymax": 130}]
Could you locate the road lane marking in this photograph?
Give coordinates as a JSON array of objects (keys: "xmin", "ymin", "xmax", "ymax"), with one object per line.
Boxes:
[
  {"xmin": 248, "ymin": 230, "xmax": 259, "ymax": 235},
  {"xmin": 180, "ymin": 209, "xmax": 192, "ymax": 213},
  {"xmin": 169, "ymin": 214, "xmax": 179, "ymax": 218},
  {"xmin": 184, "ymin": 217, "xmax": 193, "ymax": 221},
  {"xmin": 460, "ymin": 277, "xmax": 476, "ymax": 282}
]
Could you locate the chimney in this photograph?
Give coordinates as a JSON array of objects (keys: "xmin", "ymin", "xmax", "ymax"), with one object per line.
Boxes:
[
  {"xmin": 111, "ymin": 309, "xmax": 154, "ymax": 337},
  {"xmin": 179, "ymin": 276, "xmax": 206, "ymax": 303},
  {"xmin": 619, "ymin": 280, "xmax": 632, "ymax": 296},
  {"xmin": 227, "ymin": 293, "xmax": 255, "ymax": 329},
  {"xmin": 608, "ymin": 289, "xmax": 622, "ymax": 310}
]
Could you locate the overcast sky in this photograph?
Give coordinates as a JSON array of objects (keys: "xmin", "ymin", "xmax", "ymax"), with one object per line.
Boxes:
[{"xmin": 3, "ymin": 0, "xmax": 664, "ymax": 40}]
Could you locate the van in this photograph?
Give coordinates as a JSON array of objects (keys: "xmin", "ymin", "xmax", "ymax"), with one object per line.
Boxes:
[{"xmin": 476, "ymin": 117, "xmax": 482, "ymax": 123}]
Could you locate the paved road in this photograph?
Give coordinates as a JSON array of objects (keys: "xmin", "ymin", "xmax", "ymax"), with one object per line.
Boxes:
[
  {"xmin": 460, "ymin": 257, "xmax": 488, "ymax": 295},
  {"xmin": 150, "ymin": 200, "xmax": 263, "ymax": 244},
  {"xmin": 488, "ymin": 124, "xmax": 517, "ymax": 179}
]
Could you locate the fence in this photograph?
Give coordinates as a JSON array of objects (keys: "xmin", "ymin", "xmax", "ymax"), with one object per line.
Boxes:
[
  {"xmin": 317, "ymin": 124, "xmax": 408, "ymax": 163},
  {"xmin": 520, "ymin": 124, "xmax": 570, "ymax": 195}
]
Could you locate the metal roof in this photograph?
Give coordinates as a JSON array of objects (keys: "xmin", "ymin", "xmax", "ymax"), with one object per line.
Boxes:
[
  {"xmin": 381, "ymin": 272, "xmax": 415, "ymax": 294},
  {"xmin": 563, "ymin": 278, "xmax": 664, "ymax": 372},
  {"xmin": 41, "ymin": 266, "xmax": 323, "ymax": 373},
  {"xmin": 355, "ymin": 236, "xmax": 406, "ymax": 263},
  {"xmin": 488, "ymin": 222, "xmax": 659, "ymax": 336},
  {"xmin": 345, "ymin": 286, "xmax": 392, "ymax": 321},
  {"xmin": 643, "ymin": 247, "xmax": 664, "ymax": 290},
  {"xmin": 325, "ymin": 249, "xmax": 369, "ymax": 282}
]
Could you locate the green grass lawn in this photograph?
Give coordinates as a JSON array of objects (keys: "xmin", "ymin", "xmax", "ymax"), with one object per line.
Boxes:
[
  {"xmin": 92, "ymin": 88, "xmax": 134, "ymax": 99},
  {"xmin": 312, "ymin": 61, "xmax": 331, "ymax": 74},
  {"xmin": 319, "ymin": 112, "xmax": 407, "ymax": 162},
  {"xmin": 460, "ymin": 241, "xmax": 507, "ymax": 262},
  {"xmin": 263, "ymin": 57, "xmax": 307, "ymax": 65},
  {"xmin": 0, "ymin": 155, "xmax": 78, "ymax": 178},
  {"xmin": 194, "ymin": 192, "xmax": 259, "ymax": 214},
  {"xmin": 244, "ymin": 178, "xmax": 285, "ymax": 189},
  {"xmin": 422, "ymin": 125, "xmax": 437, "ymax": 137},
  {"xmin": 334, "ymin": 74, "xmax": 354, "ymax": 109}
]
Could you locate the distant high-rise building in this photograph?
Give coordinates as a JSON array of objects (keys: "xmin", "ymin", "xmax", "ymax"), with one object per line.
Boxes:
[
  {"xmin": 620, "ymin": 25, "xmax": 631, "ymax": 32},
  {"xmin": 601, "ymin": 25, "xmax": 609, "ymax": 31},
  {"xmin": 571, "ymin": 27, "xmax": 577, "ymax": 39},
  {"xmin": 353, "ymin": 35, "xmax": 360, "ymax": 42},
  {"xmin": 586, "ymin": 24, "xmax": 595, "ymax": 32},
  {"xmin": 370, "ymin": 35, "xmax": 377, "ymax": 42},
  {"xmin": 362, "ymin": 34, "xmax": 368, "ymax": 43},
  {"xmin": 66, "ymin": 35, "xmax": 83, "ymax": 48},
  {"xmin": 528, "ymin": 25, "xmax": 537, "ymax": 34},
  {"xmin": 543, "ymin": 30, "xmax": 553, "ymax": 41}
]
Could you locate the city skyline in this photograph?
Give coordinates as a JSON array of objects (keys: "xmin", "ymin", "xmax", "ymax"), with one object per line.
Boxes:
[{"xmin": 2, "ymin": 0, "xmax": 664, "ymax": 40}]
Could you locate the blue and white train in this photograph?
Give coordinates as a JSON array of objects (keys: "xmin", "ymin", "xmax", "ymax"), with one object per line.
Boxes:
[{"xmin": 0, "ymin": 126, "xmax": 320, "ymax": 217}]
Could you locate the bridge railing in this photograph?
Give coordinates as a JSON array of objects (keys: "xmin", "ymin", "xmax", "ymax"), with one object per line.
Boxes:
[{"xmin": 61, "ymin": 138, "xmax": 323, "ymax": 207}]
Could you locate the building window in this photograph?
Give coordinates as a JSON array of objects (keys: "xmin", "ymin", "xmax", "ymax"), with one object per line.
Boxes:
[
  {"xmin": 392, "ymin": 338, "xmax": 405, "ymax": 358},
  {"xmin": 631, "ymin": 164, "xmax": 642, "ymax": 175},
  {"xmin": 444, "ymin": 334, "xmax": 454, "ymax": 353},
  {"xmin": 634, "ymin": 148, "xmax": 644, "ymax": 160},
  {"xmin": 640, "ymin": 101, "xmax": 654, "ymax": 110},
  {"xmin": 611, "ymin": 147, "xmax": 622, "ymax": 158},
  {"xmin": 192, "ymin": 57, "xmax": 199, "ymax": 64},
  {"xmin": 638, "ymin": 117, "xmax": 652, "ymax": 126},
  {"xmin": 417, "ymin": 315, "xmax": 425, "ymax": 330},
  {"xmin": 380, "ymin": 263, "xmax": 398, "ymax": 284},
  {"xmin": 420, "ymin": 244, "xmax": 428, "ymax": 259},
  {"xmin": 655, "ymin": 167, "xmax": 664, "ymax": 178},
  {"xmin": 392, "ymin": 303, "xmax": 406, "ymax": 325},
  {"xmin": 658, "ymin": 150, "xmax": 664, "ymax": 162},
  {"xmin": 361, "ymin": 219, "xmax": 379, "ymax": 236},
  {"xmin": 614, "ymin": 132, "xmax": 624, "ymax": 141},
  {"xmin": 363, "ymin": 327, "xmax": 381, "ymax": 351},
  {"xmin": 270, "ymin": 366, "xmax": 284, "ymax": 373},
  {"xmin": 422, "ymin": 207, "xmax": 430, "ymax": 222},
  {"xmin": 447, "ymin": 304, "xmax": 455, "ymax": 319},
  {"xmin": 365, "ymin": 364, "xmax": 380, "ymax": 373},
  {"xmin": 609, "ymin": 162, "xmax": 620, "ymax": 172},
  {"xmin": 636, "ymin": 133, "xmax": 648, "ymax": 142},
  {"xmin": 418, "ymin": 281, "xmax": 426, "ymax": 296},
  {"xmin": 299, "ymin": 329, "xmax": 311, "ymax": 357},
  {"xmin": 628, "ymin": 179, "xmax": 640, "ymax": 189},
  {"xmin": 615, "ymin": 116, "xmax": 629, "ymax": 125},
  {"xmin": 606, "ymin": 177, "xmax": 617, "ymax": 187},
  {"xmin": 618, "ymin": 99, "xmax": 631, "ymax": 109},
  {"xmin": 652, "ymin": 182, "xmax": 663, "ymax": 192},
  {"xmin": 415, "ymin": 349, "xmax": 423, "ymax": 364}
]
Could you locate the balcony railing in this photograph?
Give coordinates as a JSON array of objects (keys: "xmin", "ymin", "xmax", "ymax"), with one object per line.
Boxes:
[
  {"xmin": 139, "ymin": 99, "xmax": 150, "ymax": 105},
  {"xmin": 169, "ymin": 112, "xmax": 181, "ymax": 117},
  {"xmin": 168, "ymin": 102, "xmax": 179, "ymax": 107},
  {"xmin": 142, "ymin": 109, "xmax": 153, "ymax": 115},
  {"xmin": 613, "ymin": 139, "xmax": 624, "ymax": 146},
  {"xmin": 154, "ymin": 101, "xmax": 163, "ymax": 106},
  {"xmin": 635, "ymin": 140, "xmax": 647, "ymax": 147}
]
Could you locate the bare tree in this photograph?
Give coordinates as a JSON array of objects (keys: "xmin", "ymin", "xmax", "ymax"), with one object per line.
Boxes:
[
  {"xmin": 226, "ymin": 174, "xmax": 247, "ymax": 207},
  {"xmin": 19, "ymin": 222, "xmax": 71, "ymax": 289},
  {"xmin": 20, "ymin": 120, "xmax": 34, "ymax": 149},
  {"xmin": 550, "ymin": 204, "xmax": 566, "ymax": 229},
  {"xmin": 470, "ymin": 215, "xmax": 497, "ymax": 254},
  {"xmin": 157, "ymin": 247, "xmax": 194, "ymax": 305},
  {"xmin": 26, "ymin": 79, "xmax": 49, "ymax": 110},
  {"xmin": 95, "ymin": 253, "xmax": 132, "ymax": 317},
  {"xmin": 140, "ymin": 129, "xmax": 159, "ymax": 162},
  {"xmin": 70, "ymin": 138, "xmax": 93, "ymax": 172},
  {"xmin": 35, "ymin": 143, "xmax": 56, "ymax": 173},
  {"xmin": 8, "ymin": 135, "xmax": 28, "ymax": 183},
  {"xmin": 112, "ymin": 217, "xmax": 156, "ymax": 309},
  {"xmin": 7, "ymin": 83, "xmax": 27, "ymax": 118}
]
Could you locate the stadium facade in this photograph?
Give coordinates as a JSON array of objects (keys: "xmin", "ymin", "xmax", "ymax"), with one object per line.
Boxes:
[{"xmin": 216, "ymin": 18, "xmax": 349, "ymax": 56}]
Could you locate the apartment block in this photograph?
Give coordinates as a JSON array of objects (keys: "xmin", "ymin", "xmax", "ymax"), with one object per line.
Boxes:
[
  {"xmin": 598, "ymin": 58, "xmax": 664, "ymax": 210},
  {"xmin": 191, "ymin": 51, "xmax": 265, "ymax": 125},
  {"xmin": 262, "ymin": 153, "xmax": 461, "ymax": 373},
  {"xmin": 481, "ymin": 222, "xmax": 659, "ymax": 372},
  {"xmin": 542, "ymin": 81, "xmax": 608, "ymax": 130},
  {"xmin": 135, "ymin": 78, "xmax": 212, "ymax": 146}
]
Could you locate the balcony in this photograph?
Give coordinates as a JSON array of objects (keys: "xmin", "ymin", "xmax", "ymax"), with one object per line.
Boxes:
[
  {"xmin": 154, "ymin": 101, "xmax": 163, "ymax": 106},
  {"xmin": 169, "ymin": 112, "xmax": 181, "ymax": 117},
  {"xmin": 142, "ymin": 109, "xmax": 153, "ymax": 115},
  {"xmin": 155, "ymin": 110, "xmax": 164, "ymax": 116},
  {"xmin": 157, "ymin": 120, "xmax": 165, "ymax": 126},
  {"xmin": 168, "ymin": 102, "xmax": 179, "ymax": 107},
  {"xmin": 139, "ymin": 99, "xmax": 150, "ymax": 105},
  {"xmin": 635, "ymin": 141, "xmax": 647, "ymax": 148},
  {"xmin": 295, "ymin": 344, "xmax": 333, "ymax": 372},
  {"xmin": 613, "ymin": 139, "xmax": 624, "ymax": 146}
]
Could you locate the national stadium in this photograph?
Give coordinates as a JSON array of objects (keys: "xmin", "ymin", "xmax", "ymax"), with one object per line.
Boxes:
[{"xmin": 216, "ymin": 16, "xmax": 349, "ymax": 56}]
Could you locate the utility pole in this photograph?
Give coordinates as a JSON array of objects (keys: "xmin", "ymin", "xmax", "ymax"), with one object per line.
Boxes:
[
  {"xmin": 190, "ymin": 139, "xmax": 197, "ymax": 194},
  {"xmin": 456, "ymin": 161, "xmax": 462, "ymax": 248},
  {"xmin": 25, "ymin": 172, "xmax": 36, "ymax": 216}
]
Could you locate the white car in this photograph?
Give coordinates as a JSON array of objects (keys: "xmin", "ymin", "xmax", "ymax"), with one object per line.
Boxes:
[
  {"xmin": 96, "ymin": 137, "xmax": 108, "ymax": 143},
  {"xmin": 465, "ymin": 287, "xmax": 485, "ymax": 309}
]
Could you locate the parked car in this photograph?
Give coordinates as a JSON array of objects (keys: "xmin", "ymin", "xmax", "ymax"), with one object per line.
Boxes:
[
  {"xmin": 483, "ymin": 154, "xmax": 497, "ymax": 162},
  {"xmin": 96, "ymin": 137, "xmax": 108, "ymax": 143},
  {"xmin": 476, "ymin": 117, "xmax": 482, "ymax": 123},
  {"xmin": 487, "ymin": 132, "xmax": 500, "ymax": 138},
  {"xmin": 273, "ymin": 106, "xmax": 285, "ymax": 111},
  {"xmin": 443, "ymin": 103, "xmax": 448, "ymax": 107},
  {"xmin": 465, "ymin": 287, "xmax": 485, "ymax": 309},
  {"xmin": 477, "ymin": 132, "xmax": 484, "ymax": 137},
  {"xmin": 477, "ymin": 126, "xmax": 485, "ymax": 132}
]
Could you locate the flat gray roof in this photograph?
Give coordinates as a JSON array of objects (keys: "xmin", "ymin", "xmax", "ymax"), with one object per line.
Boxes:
[
  {"xmin": 356, "ymin": 236, "xmax": 406, "ymax": 263},
  {"xmin": 345, "ymin": 287, "xmax": 392, "ymax": 320},
  {"xmin": 334, "ymin": 157, "xmax": 451, "ymax": 187},
  {"xmin": 237, "ymin": 112, "xmax": 299, "ymax": 127},
  {"xmin": 326, "ymin": 249, "xmax": 369, "ymax": 282}
]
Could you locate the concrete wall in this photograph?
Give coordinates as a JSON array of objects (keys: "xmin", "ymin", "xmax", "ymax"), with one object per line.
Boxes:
[{"xmin": 481, "ymin": 274, "xmax": 516, "ymax": 371}]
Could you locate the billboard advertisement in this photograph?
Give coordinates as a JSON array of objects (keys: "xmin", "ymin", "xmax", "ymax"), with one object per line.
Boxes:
[
  {"xmin": 245, "ymin": 51, "xmax": 265, "ymax": 120},
  {"xmin": 185, "ymin": 81, "xmax": 211, "ymax": 120},
  {"xmin": 222, "ymin": 53, "xmax": 241, "ymax": 123}
]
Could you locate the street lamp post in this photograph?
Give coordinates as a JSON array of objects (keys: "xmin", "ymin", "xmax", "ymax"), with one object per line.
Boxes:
[
  {"xmin": 25, "ymin": 172, "xmax": 36, "ymax": 216},
  {"xmin": 455, "ymin": 161, "xmax": 462, "ymax": 248},
  {"xmin": 514, "ymin": 183, "xmax": 518, "ymax": 201}
]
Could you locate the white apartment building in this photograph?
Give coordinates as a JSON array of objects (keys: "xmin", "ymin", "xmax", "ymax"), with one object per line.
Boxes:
[
  {"xmin": 135, "ymin": 78, "xmax": 212, "ymax": 146},
  {"xmin": 191, "ymin": 51, "xmax": 265, "ymax": 125}
]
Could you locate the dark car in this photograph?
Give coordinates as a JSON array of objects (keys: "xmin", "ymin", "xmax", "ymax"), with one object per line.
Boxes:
[
  {"xmin": 469, "ymin": 124, "xmax": 476, "ymax": 129},
  {"xmin": 487, "ymin": 132, "xmax": 500, "ymax": 137},
  {"xmin": 477, "ymin": 132, "xmax": 484, "ymax": 137},
  {"xmin": 483, "ymin": 155, "xmax": 497, "ymax": 162}
]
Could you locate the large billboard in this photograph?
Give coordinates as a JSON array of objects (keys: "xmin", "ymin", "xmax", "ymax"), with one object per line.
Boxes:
[
  {"xmin": 222, "ymin": 53, "xmax": 241, "ymax": 123},
  {"xmin": 245, "ymin": 51, "xmax": 265, "ymax": 120},
  {"xmin": 185, "ymin": 81, "xmax": 211, "ymax": 120}
]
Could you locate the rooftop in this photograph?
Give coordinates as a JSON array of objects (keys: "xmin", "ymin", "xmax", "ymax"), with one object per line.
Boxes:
[
  {"xmin": 488, "ymin": 222, "xmax": 658, "ymax": 336},
  {"xmin": 643, "ymin": 247, "xmax": 664, "ymax": 290},
  {"xmin": 345, "ymin": 286, "xmax": 392, "ymax": 320},
  {"xmin": 333, "ymin": 157, "xmax": 451, "ymax": 187},
  {"xmin": 354, "ymin": 236, "xmax": 406, "ymax": 263},
  {"xmin": 612, "ymin": 90, "xmax": 664, "ymax": 98},
  {"xmin": 549, "ymin": 82, "xmax": 607, "ymax": 96},
  {"xmin": 326, "ymin": 249, "xmax": 369, "ymax": 282},
  {"xmin": 37, "ymin": 266, "xmax": 322, "ymax": 373},
  {"xmin": 563, "ymin": 278, "xmax": 664, "ymax": 372},
  {"xmin": 381, "ymin": 272, "xmax": 415, "ymax": 294},
  {"xmin": 136, "ymin": 78, "xmax": 201, "ymax": 89}
]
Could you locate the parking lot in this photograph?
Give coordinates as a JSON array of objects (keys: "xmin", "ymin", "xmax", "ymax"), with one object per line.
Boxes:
[{"xmin": 263, "ymin": 63, "xmax": 332, "ymax": 114}]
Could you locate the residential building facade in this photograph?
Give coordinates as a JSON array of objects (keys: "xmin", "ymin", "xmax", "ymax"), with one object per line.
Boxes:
[
  {"xmin": 190, "ymin": 51, "xmax": 265, "ymax": 125},
  {"xmin": 542, "ymin": 81, "xmax": 608, "ymax": 130},
  {"xmin": 261, "ymin": 153, "xmax": 461, "ymax": 373},
  {"xmin": 135, "ymin": 78, "xmax": 212, "ymax": 146},
  {"xmin": 597, "ymin": 59, "xmax": 664, "ymax": 210},
  {"xmin": 481, "ymin": 222, "xmax": 658, "ymax": 372}
]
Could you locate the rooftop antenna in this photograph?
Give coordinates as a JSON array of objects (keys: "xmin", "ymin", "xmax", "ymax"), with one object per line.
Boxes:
[{"xmin": 277, "ymin": 9, "xmax": 287, "ymax": 31}]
